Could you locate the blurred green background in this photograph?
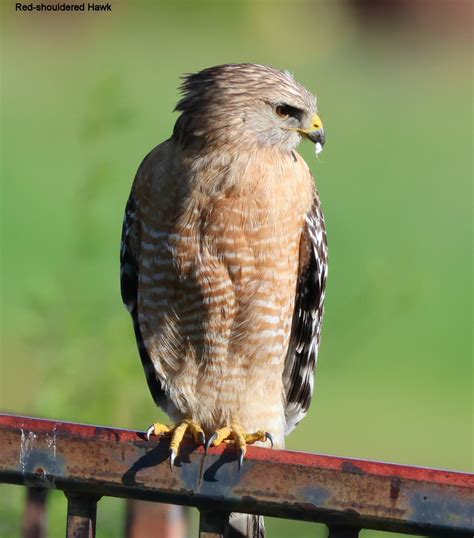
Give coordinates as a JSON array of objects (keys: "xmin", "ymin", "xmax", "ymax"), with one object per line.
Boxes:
[{"xmin": 0, "ymin": 1, "xmax": 472, "ymax": 537}]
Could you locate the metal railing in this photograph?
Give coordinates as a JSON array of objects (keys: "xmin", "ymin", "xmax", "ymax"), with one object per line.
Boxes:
[{"xmin": 0, "ymin": 413, "xmax": 472, "ymax": 537}]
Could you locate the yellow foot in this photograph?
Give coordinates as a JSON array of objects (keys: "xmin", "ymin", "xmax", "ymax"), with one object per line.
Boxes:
[
  {"xmin": 145, "ymin": 419, "xmax": 206, "ymax": 468},
  {"xmin": 205, "ymin": 421, "xmax": 274, "ymax": 469}
]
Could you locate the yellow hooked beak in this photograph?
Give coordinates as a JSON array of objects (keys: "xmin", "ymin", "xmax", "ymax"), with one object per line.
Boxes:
[
  {"xmin": 295, "ymin": 113, "xmax": 325, "ymax": 155},
  {"xmin": 287, "ymin": 113, "xmax": 326, "ymax": 153},
  {"xmin": 298, "ymin": 113, "xmax": 324, "ymax": 135}
]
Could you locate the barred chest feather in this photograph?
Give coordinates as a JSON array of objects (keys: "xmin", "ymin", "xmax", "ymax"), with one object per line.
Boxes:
[{"xmin": 135, "ymin": 144, "xmax": 314, "ymax": 442}]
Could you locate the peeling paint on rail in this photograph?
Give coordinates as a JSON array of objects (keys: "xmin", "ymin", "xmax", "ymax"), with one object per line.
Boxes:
[{"xmin": 1, "ymin": 413, "xmax": 473, "ymax": 537}]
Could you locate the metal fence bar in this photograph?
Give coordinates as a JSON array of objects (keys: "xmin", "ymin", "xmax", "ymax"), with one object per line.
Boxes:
[
  {"xmin": 125, "ymin": 500, "xmax": 187, "ymax": 538},
  {"xmin": 327, "ymin": 525, "xmax": 360, "ymax": 538},
  {"xmin": 198, "ymin": 510, "xmax": 229, "ymax": 538},
  {"xmin": 64, "ymin": 492, "xmax": 100, "ymax": 538},
  {"xmin": 1, "ymin": 413, "xmax": 473, "ymax": 537},
  {"xmin": 22, "ymin": 487, "xmax": 48, "ymax": 538}
]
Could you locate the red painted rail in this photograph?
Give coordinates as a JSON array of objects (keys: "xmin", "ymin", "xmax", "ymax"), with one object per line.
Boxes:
[{"xmin": 0, "ymin": 413, "xmax": 472, "ymax": 537}]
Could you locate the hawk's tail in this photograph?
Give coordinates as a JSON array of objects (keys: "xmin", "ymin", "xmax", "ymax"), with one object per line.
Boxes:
[{"xmin": 228, "ymin": 513, "xmax": 265, "ymax": 538}]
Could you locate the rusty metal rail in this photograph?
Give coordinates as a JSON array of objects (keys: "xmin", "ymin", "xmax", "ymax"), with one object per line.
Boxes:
[{"xmin": 0, "ymin": 413, "xmax": 472, "ymax": 537}]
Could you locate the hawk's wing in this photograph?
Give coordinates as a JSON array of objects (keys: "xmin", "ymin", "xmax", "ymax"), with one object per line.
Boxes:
[
  {"xmin": 120, "ymin": 160, "xmax": 166, "ymax": 406},
  {"xmin": 283, "ymin": 190, "xmax": 328, "ymax": 435},
  {"xmin": 120, "ymin": 192, "xmax": 139, "ymax": 314}
]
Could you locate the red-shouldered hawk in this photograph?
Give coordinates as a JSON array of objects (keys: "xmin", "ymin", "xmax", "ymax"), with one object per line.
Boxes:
[{"xmin": 121, "ymin": 64, "xmax": 327, "ymax": 537}]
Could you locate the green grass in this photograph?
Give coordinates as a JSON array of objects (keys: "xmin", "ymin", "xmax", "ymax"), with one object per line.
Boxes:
[{"xmin": 0, "ymin": 2, "xmax": 472, "ymax": 536}]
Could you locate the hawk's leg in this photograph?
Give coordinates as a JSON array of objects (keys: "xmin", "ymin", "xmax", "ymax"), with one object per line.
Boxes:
[
  {"xmin": 146, "ymin": 419, "xmax": 206, "ymax": 468},
  {"xmin": 205, "ymin": 420, "xmax": 274, "ymax": 469}
]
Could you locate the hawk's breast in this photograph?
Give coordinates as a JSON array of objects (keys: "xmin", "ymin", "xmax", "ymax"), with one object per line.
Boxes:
[{"xmin": 136, "ymin": 148, "xmax": 314, "ymax": 435}]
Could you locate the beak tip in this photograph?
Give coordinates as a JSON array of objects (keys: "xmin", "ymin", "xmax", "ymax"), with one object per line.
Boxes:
[{"xmin": 307, "ymin": 128, "xmax": 325, "ymax": 147}]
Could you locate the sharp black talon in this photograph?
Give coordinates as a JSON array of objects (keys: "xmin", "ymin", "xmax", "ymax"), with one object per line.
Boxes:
[
  {"xmin": 169, "ymin": 449, "xmax": 176, "ymax": 470},
  {"xmin": 146, "ymin": 425, "xmax": 155, "ymax": 441},
  {"xmin": 199, "ymin": 431, "xmax": 206, "ymax": 445},
  {"xmin": 265, "ymin": 432, "xmax": 274, "ymax": 448},
  {"xmin": 205, "ymin": 432, "xmax": 218, "ymax": 454},
  {"xmin": 238, "ymin": 448, "xmax": 245, "ymax": 471}
]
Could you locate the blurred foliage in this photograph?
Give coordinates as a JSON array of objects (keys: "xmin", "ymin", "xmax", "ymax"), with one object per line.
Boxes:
[{"xmin": 0, "ymin": 1, "xmax": 472, "ymax": 537}]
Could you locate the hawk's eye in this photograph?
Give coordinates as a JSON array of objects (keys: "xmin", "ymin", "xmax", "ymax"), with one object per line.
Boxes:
[{"xmin": 275, "ymin": 104, "xmax": 302, "ymax": 120}]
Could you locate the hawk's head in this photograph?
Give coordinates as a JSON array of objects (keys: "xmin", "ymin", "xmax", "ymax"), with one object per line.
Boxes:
[{"xmin": 173, "ymin": 63, "xmax": 325, "ymax": 154}]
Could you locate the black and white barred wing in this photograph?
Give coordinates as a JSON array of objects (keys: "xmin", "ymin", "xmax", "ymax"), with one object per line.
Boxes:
[
  {"xmin": 120, "ymin": 151, "xmax": 152, "ymax": 313},
  {"xmin": 120, "ymin": 192, "xmax": 140, "ymax": 314},
  {"xmin": 120, "ymin": 184, "xmax": 166, "ymax": 407},
  {"xmin": 283, "ymin": 191, "xmax": 328, "ymax": 435}
]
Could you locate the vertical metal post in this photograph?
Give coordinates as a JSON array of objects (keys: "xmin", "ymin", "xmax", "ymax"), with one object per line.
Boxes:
[
  {"xmin": 22, "ymin": 487, "xmax": 48, "ymax": 538},
  {"xmin": 125, "ymin": 500, "xmax": 187, "ymax": 538},
  {"xmin": 327, "ymin": 525, "xmax": 360, "ymax": 538},
  {"xmin": 64, "ymin": 492, "xmax": 100, "ymax": 538},
  {"xmin": 198, "ymin": 510, "xmax": 229, "ymax": 538}
]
